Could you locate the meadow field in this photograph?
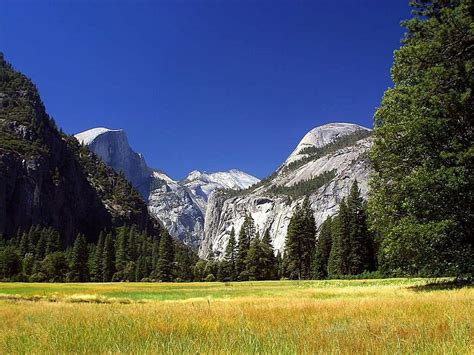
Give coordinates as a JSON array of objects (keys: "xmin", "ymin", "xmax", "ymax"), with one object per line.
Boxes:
[{"xmin": 0, "ymin": 279, "xmax": 472, "ymax": 354}]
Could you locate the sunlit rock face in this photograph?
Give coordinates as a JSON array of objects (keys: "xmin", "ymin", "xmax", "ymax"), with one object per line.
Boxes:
[
  {"xmin": 200, "ymin": 123, "xmax": 372, "ymax": 259},
  {"xmin": 76, "ymin": 128, "xmax": 259, "ymax": 249}
]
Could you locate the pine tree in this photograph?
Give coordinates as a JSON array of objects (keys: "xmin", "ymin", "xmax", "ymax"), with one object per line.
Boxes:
[
  {"xmin": 151, "ymin": 237, "xmax": 160, "ymax": 271},
  {"xmin": 102, "ymin": 233, "xmax": 115, "ymax": 282},
  {"xmin": 327, "ymin": 199, "xmax": 350, "ymax": 277},
  {"xmin": 156, "ymin": 230, "xmax": 174, "ymax": 282},
  {"xmin": 300, "ymin": 197, "xmax": 316, "ymax": 278},
  {"xmin": 70, "ymin": 234, "xmax": 89, "ymax": 282},
  {"xmin": 127, "ymin": 225, "xmax": 138, "ymax": 262},
  {"xmin": 247, "ymin": 236, "xmax": 264, "ymax": 280},
  {"xmin": 236, "ymin": 214, "xmax": 255, "ymax": 280},
  {"xmin": 45, "ymin": 228, "xmax": 60, "ymax": 255},
  {"xmin": 369, "ymin": 0, "xmax": 473, "ymax": 277},
  {"xmin": 260, "ymin": 229, "xmax": 276, "ymax": 280},
  {"xmin": 284, "ymin": 198, "xmax": 316, "ymax": 279},
  {"xmin": 35, "ymin": 233, "xmax": 46, "ymax": 262},
  {"xmin": 276, "ymin": 251, "xmax": 284, "ymax": 279},
  {"xmin": 18, "ymin": 232, "xmax": 29, "ymax": 257},
  {"xmin": 90, "ymin": 232, "xmax": 104, "ymax": 282},
  {"xmin": 224, "ymin": 227, "xmax": 238, "ymax": 280},
  {"xmin": 312, "ymin": 216, "xmax": 333, "ymax": 279},
  {"xmin": 347, "ymin": 181, "xmax": 374, "ymax": 275},
  {"xmin": 114, "ymin": 227, "xmax": 128, "ymax": 275},
  {"xmin": 134, "ymin": 239, "xmax": 148, "ymax": 281}
]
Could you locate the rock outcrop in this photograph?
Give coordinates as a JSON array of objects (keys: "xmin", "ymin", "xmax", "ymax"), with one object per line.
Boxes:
[
  {"xmin": 75, "ymin": 127, "xmax": 259, "ymax": 248},
  {"xmin": 200, "ymin": 123, "xmax": 372, "ymax": 258},
  {"xmin": 75, "ymin": 128, "xmax": 152, "ymax": 199}
]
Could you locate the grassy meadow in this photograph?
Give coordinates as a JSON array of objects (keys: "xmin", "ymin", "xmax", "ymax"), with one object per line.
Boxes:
[{"xmin": 0, "ymin": 279, "xmax": 472, "ymax": 354}]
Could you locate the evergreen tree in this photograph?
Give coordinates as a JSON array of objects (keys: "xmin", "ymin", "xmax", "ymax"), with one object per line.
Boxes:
[
  {"xmin": 221, "ymin": 227, "xmax": 238, "ymax": 281},
  {"xmin": 42, "ymin": 252, "xmax": 69, "ymax": 282},
  {"xmin": 347, "ymin": 181, "xmax": 374, "ymax": 274},
  {"xmin": 260, "ymin": 229, "xmax": 277, "ymax": 280},
  {"xmin": 69, "ymin": 234, "xmax": 89, "ymax": 282},
  {"xmin": 45, "ymin": 228, "xmax": 60, "ymax": 255},
  {"xmin": 247, "ymin": 236, "xmax": 264, "ymax": 280},
  {"xmin": 35, "ymin": 233, "xmax": 46, "ymax": 262},
  {"xmin": 327, "ymin": 199, "xmax": 350, "ymax": 277},
  {"xmin": 151, "ymin": 237, "xmax": 160, "ymax": 271},
  {"xmin": 276, "ymin": 251, "xmax": 284, "ymax": 279},
  {"xmin": 236, "ymin": 213, "xmax": 255, "ymax": 280},
  {"xmin": 312, "ymin": 216, "xmax": 333, "ymax": 279},
  {"xmin": 174, "ymin": 241, "xmax": 197, "ymax": 282},
  {"xmin": 18, "ymin": 232, "xmax": 30, "ymax": 257},
  {"xmin": 0, "ymin": 246, "xmax": 21, "ymax": 279},
  {"xmin": 156, "ymin": 230, "xmax": 174, "ymax": 282},
  {"xmin": 127, "ymin": 226, "xmax": 138, "ymax": 262},
  {"xmin": 369, "ymin": 0, "xmax": 473, "ymax": 277},
  {"xmin": 90, "ymin": 232, "xmax": 104, "ymax": 282},
  {"xmin": 102, "ymin": 233, "xmax": 115, "ymax": 282},
  {"xmin": 300, "ymin": 197, "xmax": 316, "ymax": 278},
  {"xmin": 114, "ymin": 227, "xmax": 128, "ymax": 275},
  {"xmin": 284, "ymin": 198, "xmax": 316, "ymax": 279},
  {"xmin": 134, "ymin": 239, "xmax": 148, "ymax": 281}
]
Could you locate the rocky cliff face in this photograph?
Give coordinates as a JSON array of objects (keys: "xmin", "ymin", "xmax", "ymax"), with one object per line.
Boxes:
[
  {"xmin": 0, "ymin": 55, "xmax": 156, "ymax": 245},
  {"xmin": 148, "ymin": 169, "xmax": 259, "ymax": 248},
  {"xmin": 75, "ymin": 127, "xmax": 259, "ymax": 249},
  {"xmin": 200, "ymin": 123, "xmax": 372, "ymax": 258},
  {"xmin": 75, "ymin": 128, "xmax": 152, "ymax": 199}
]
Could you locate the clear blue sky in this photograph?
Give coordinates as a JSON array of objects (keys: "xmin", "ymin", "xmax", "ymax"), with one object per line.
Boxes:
[{"xmin": 1, "ymin": 0, "xmax": 410, "ymax": 179}]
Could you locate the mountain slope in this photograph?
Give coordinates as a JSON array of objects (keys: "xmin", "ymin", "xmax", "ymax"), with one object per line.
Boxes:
[
  {"xmin": 200, "ymin": 123, "xmax": 372, "ymax": 258},
  {"xmin": 75, "ymin": 128, "xmax": 151, "ymax": 198},
  {"xmin": 0, "ymin": 54, "xmax": 157, "ymax": 244},
  {"xmin": 75, "ymin": 127, "xmax": 259, "ymax": 248},
  {"xmin": 148, "ymin": 169, "xmax": 259, "ymax": 248}
]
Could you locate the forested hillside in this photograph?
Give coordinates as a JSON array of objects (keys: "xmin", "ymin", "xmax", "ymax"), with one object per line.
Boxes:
[{"xmin": 0, "ymin": 54, "xmax": 157, "ymax": 245}]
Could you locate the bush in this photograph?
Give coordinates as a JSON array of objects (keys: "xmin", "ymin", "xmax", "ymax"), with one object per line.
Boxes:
[{"xmin": 204, "ymin": 274, "xmax": 216, "ymax": 282}]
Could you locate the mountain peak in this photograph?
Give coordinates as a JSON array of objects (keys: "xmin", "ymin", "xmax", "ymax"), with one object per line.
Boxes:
[
  {"xmin": 74, "ymin": 127, "xmax": 123, "ymax": 145},
  {"xmin": 284, "ymin": 122, "xmax": 371, "ymax": 166}
]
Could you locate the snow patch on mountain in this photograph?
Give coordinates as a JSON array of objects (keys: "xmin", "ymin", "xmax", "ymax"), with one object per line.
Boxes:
[{"xmin": 75, "ymin": 127, "xmax": 123, "ymax": 145}]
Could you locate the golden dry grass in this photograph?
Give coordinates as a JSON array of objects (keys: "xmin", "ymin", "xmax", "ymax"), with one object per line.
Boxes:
[{"xmin": 0, "ymin": 279, "xmax": 472, "ymax": 354}]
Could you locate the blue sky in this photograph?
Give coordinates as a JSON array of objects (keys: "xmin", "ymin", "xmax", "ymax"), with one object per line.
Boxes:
[{"xmin": 1, "ymin": 0, "xmax": 410, "ymax": 179}]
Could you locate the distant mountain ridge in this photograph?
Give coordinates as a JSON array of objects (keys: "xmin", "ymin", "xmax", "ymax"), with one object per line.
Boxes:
[
  {"xmin": 75, "ymin": 127, "xmax": 259, "ymax": 248},
  {"xmin": 200, "ymin": 123, "xmax": 372, "ymax": 258}
]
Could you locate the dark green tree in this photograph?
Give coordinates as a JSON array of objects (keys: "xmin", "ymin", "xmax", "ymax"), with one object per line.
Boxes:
[
  {"xmin": 0, "ymin": 246, "xmax": 21, "ymax": 279},
  {"xmin": 284, "ymin": 197, "xmax": 316, "ymax": 279},
  {"xmin": 156, "ymin": 230, "xmax": 174, "ymax": 282},
  {"xmin": 102, "ymin": 233, "xmax": 115, "ymax": 282},
  {"xmin": 90, "ymin": 232, "xmax": 104, "ymax": 282},
  {"xmin": 114, "ymin": 227, "xmax": 128, "ymax": 275},
  {"xmin": 246, "ymin": 235, "xmax": 265, "ymax": 280},
  {"xmin": 174, "ymin": 241, "xmax": 198, "ymax": 282},
  {"xmin": 236, "ymin": 214, "xmax": 256, "ymax": 280},
  {"xmin": 42, "ymin": 252, "xmax": 69, "ymax": 282},
  {"xmin": 260, "ymin": 229, "xmax": 277, "ymax": 280},
  {"xmin": 44, "ymin": 228, "xmax": 60, "ymax": 255},
  {"xmin": 69, "ymin": 234, "xmax": 89, "ymax": 282},
  {"xmin": 347, "ymin": 181, "xmax": 374, "ymax": 275},
  {"xmin": 327, "ymin": 199, "xmax": 350, "ymax": 277},
  {"xmin": 34, "ymin": 233, "xmax": 46, "ymax": 262},
  {"xmin": 220, "ymin": 228, "xmax": 238, "ymax": 281},
  {"xmin": 18, "ymin": 232, "xmax": 30, "ymax": 257},
  {"xmin": 369, "ymin": 0, "xmax": 473, "ymax": 277},
  {"xmin": 312, "ymin": 216, "xmax": 333, "ymax": 279}
]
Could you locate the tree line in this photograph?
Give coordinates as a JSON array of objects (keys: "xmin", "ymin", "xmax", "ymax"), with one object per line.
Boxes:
[
  {"xmin": 0, "ymin": 225, "xmax": 197, "ymax": 282},
  {"xmin": 190, "ymin": 180, "xmax": 375, "ymax": 282}
]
